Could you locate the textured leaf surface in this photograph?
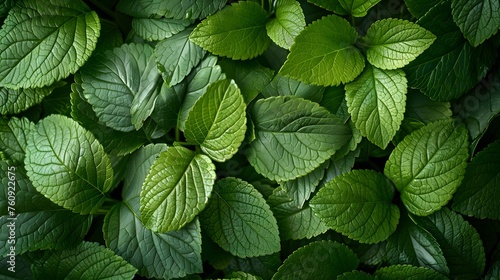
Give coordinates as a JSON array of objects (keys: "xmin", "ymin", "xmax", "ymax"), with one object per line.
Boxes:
[
  {"xmin": 117, "ymin": 0, "xmax": 226, "ymax": 19},
  {"xmin": 365, "ymin": 18, "xmax": 436, "ymax": 70},
  {"xmin": 185, "ymin": 79, "xmax": 246, "ymax": 162},
  {"xmin": 452, "ymin": 0, "xmax": 500, "ymax": 46},
  {"xmin": 375, "ymin": 264, "xmax": 449, "ymax": 279},
  {"xmin": 338, "ymin": 0, "xmax": 381, "ymax": 17},
  {"xmin": 81, "ymin": 43, "xmax": 161, "ymax": 132},
  {"xmin": 337, "ymin": 271, "xmax": 376, "ymax": 280},
  {"xmin": 279, "ymin": 14, "xmax": 364, "ymax": 86},
  {"xmin": 272, "ymin": 241, "xmax": 359, "ymax": 280},
  {"xmin": 310, "ymin": 170, "xmax": 400, "ymax": 244},
  {"xmin": 155, "ymin": 28, "xmax": 205, "ymax": 86},
  {"xmin": 25, "ymin": 115, "xmax": 113, "ymax": 214},
  {"xmin": 384, "ymin": 120, "xmax": 469, "ymax": 216},
  {"xmin": 132, "ymin": 17, "xmax": 191, "ymax": 41},
  {"xmin": 345, "ymin": 65, "xmax": 407, "ymax": 149},
  {"xmin": 0, "ymin": 117, "xmax": 33, "ymax": 163},
  {"xmin": 413, "ymin": 208, "xmax": 486, "ymax": 279},
  {"xmin": 452, "ymin": 140, "xmax": 500, "ymax": 219},
  {"xmin": 200, "ymin": 177, "xmax": 280, "ymax": 258},
  {"xmin": 229, "ymin": 254, "xmax": 282, "ymax": 280},
  {"xmin": 405, "ymin": 90, "xmax": 452, "ymax": 124},
  {"xmin": 261, "ymin": 74, "xmax": 324, "ymax": 103},
  {"xmin": 266, "ymin": 0, "xmax": 306, "ymax": 49},
  {"xmin": 486, "ymin": 259, "xmax": 500, "ymax": 280},
  {"xmin": 0, "ymin": 83, "xmax": 62, "ymax": 115},
  {"xmin": 0, "ymin": 0, "xmax": 100, "ymax": 89},
  {"xmin": 404, "ymin": 0, "xmax": 443, "ymax": 18},
  {"xmin": 31, "ymin": 242, "xmax": 137, "ymax": 279},
  {"xmin": 307, "ymin": 0, "xmax": 349, "ymax": 14},
  {"xmin": 247, "ymin": 96, "xmax": 351, "ymax": 181},
  {"xmin": 140, "ymin": 146, "xmax": 215, "ymax": 232},
  {"xmin": 190, "ymin": 1, "xmax": 271, "ymax": 60}
]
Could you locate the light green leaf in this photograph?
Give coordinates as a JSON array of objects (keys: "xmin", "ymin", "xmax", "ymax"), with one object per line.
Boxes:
[
  {"xmin": 0, "ymin": 164, "xmax": 92, "ymax": 257},
  {"xmin": 452, "ymin": 140, "xmax": 500, "ymax": 219},
  {"xmin": 0, "ymin": 82, "xmax": 63, "ymax": 115},
  {"xmin": 452, "ymin": 0, "xmax": 500, "ymax": 47},
  {"xmin": 310, "ymin": 169, "xmax": 400, "ymax": 244},
  {"xmin": 140, "ymin": 146, "xmax": 216, "ymax": 232},
  {"xmin": 384, "ymin": 119, "xmax": 469, "ymax": 216},
  {"xmin": 266, "ymin": 0, "xmax": 306, "ymax": 50},
  {"xmin": 261, "ymin": 74, "xmax": 324, "ymax": 103},
  {"xmin": 201, "ymin": 177, "xmax": 280, "ymax": 258},
  {"xmin": 412, "ymin": 208, "xmax": 486, "ymax": 279},
  {"xmin": 307, "ymin": 0, "xmax": 349, "ymax": 14},
  {"xmin": 279, "ymin": 14, "xmax": 364, "ymax": 86},
  {"xmin": 185, "ymin": 79, "xmax": 246, "ymax": 162},
  {"xmin": 375, "ymin": 264, "xmax": 449, "ymax": 279},
  {"xmin": 405, "ymin": 90, "xmax": 452, "ymax": 124},
  {"xmin": 81, "ymin": 43, "xmax": 161, "ymax": 132},
  {"xmin": 386, "ymin": 213, "xmax": 449, "ymax": 274},
  {"xmin": 0, "ymin": 117, "xmax": 33, "ymax": 163},
  {"xmin": 0, "ymin": 0, "xmax": 100, "ymax": 89},
  {"xmin": 190, "ymin": 1, "xmax": 271, "ymax": 60},
  {"xmin": 155, "ymin": 28, "xmax": 205, "ymax": 86},
  {"xmin": 272, "ymin": 241, "xmax": 359, "ymax": 280},
  {"xmin": 345, "ymin": 65, "xmax": 407, "ymax": 149},
  {"xmin": 24, "ymin": 115, "xmax": 113, "ymax": 214},
  {"xmin": 31, "ymin": 241, "xmax": 137, "ymax": 279},
  {"xmin": 247, "ymin": 96, "xmax": 351, "ymax": 181},
  {"xmin": 365, "ymin": 18, "xmax": 436, "ymax": 70},
  {"xmin": 132, "ymin": 17, "xmax": 191, "ymax": 41},
  {"xmin": 218, "ymin": 59, "xmax": 274, "ymax": 104},
  {"xmin": 338, "ymin": 0, "xmax": 381, "ymax": 17}
]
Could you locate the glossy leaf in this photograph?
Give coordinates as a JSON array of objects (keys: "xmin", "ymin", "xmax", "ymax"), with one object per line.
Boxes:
[{"xmin": 338, "ymin": 0, "xmax": 381, "ymax": 17}]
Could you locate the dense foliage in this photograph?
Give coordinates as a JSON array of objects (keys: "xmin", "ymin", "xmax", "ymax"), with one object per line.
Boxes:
[{"xmin": 1, "ymin": 0, "xmax": 499, "ymax": 279}]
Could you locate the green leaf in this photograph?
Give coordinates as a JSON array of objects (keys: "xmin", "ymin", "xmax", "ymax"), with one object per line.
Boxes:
[
  {"xmin": 280, "ymin": 14, "xmax": 364, "ymax": 86},
  {"xmin": 272, "ymin": 241, "xmax": 359, "ymax": 280},
  {"xmin": 486, "ymin": 259, "xmax": 500, "ymax": 280},
  {"xmin": 261, "ymin": 74, "xmax": 324, "ymax": 103},
  {"xmin": 24, "ymin": 114, "xmax": 113, "ymax": 214},
  {"xmin": 405, "ymin": 90, "xmax": 452, "ymax": 124},
  {"xmin": 365, "ymin": 18, "xmax": 436, "ymax": 70},
  {"xmin": 132, "ymin": 17, "xmax": 191, "ymax": 41},
  {"xmin": 163, "ymin": 0, "xmax": 228, "ymax": 20},
  {"xmin": 336, "ymin": 271, "xmax": 376, "ymax": 280},
  {"xmin": 412, "ymin": 208, "xmax": 486, "ymax": 279},
  {"xmin": 0, "ymin": 164, "xmax": 92, "ymax": 257},
  {"xmin": 229, "ymin": 254, "xmax": 282, "ymax": 280},
  {"xmin": 200, "ymin": 177, "xmax": 280, "ymax": 258},
  {"xmin": 190, "ymin": 1, "xmax": 271, "ymax": 60},
  {"xmin": 150, "ymin": 81, "xmax": 185, "ymax": 132},
  {"xmin": 345, "ymin": 65, "xmax": 407, "ymax": 149},
  {"xmin": 0, "ymin": 83, "xmax": 62, "ymax": 115},
  {"xmin": 384, "ymin": 120, "xmax": 469, "ymax": 216},
  {"xmin": 218, "ymin": 59, "xmax": 274, "ymax": 104},
  {"xmin": 155, "ymin": 28, "xmax": 205, "ymax": 86},
  {"xmin": 375, "ymin": 264, "xmax": 449, "ymax": 279},
  {"xmin": 185, "ymin": 79, "xmax": 246, "ymax": 162},
  {"xmin": 310, "ymin": 169, "xmax": 400, "ymax": 244},
  {"xmin": 386, "ymin": 213, "xmax": 449, "ymax": 275},
  {"xmin": 81, "ymin": 43, "xmax": 161, "ymax": 132},
  {"xmin": 140, "ymin": 146, "xmax": 216, "ymax": 232},
  {"xmin": 452, "ymin": 140, "xmax": 500, "ymax": 219},
  {"xmin": 404, "ymin": 0, "xmax": 443, "ymax": 18},
  {"xmin": 0, "ymin": 117, "xmax": 33, "ymax": 163},
  {"xmin": 307, "ymin": 0, "xmax": 349, "ymax": 14},
  {"xmin": 280, "ymin": 162, "xmax": 326, "ymax": 208},
  {"xmin": 452, "ymin": 0, "xmax": 500, "ymax": 47},
  {"xmin": 0, "ymin": 254, "xmax": 33, "ymax": 280},
  {"xmin": 0, "ymin": 0, "xmax": 100, "ymax": 89},
  {"xmin": 266, "ymin": 0, "xmax": 306, "ymax": 50},
  {"xmin": 226, "ymin": 271, "xmax": 262, "ymax": 280},
  {"xmin": 31, "ymin": 241, "xmax": 137, "ymax": 279},
  {"xmin": 247, "ymin": 96, "xmax": 351, "ymax": 181},
  {"xmin": 338, "ymin": 0, "xmax": 381, "ymax": 17}
]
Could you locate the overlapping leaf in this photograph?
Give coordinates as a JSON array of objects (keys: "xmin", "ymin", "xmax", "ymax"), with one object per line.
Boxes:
[
  {"xmin": 338, "ymin": 0, "xmax": 381, "ymax": 17},
  {"xmin": 132, "ymin": 17, "xmax": 191, "ymax": 41},
  {"xmin": 246, "ymin": 96, "xmax": 351, "ymax": 181},
  {"xmin": 452, "ymin": 0, "xmax": 500, "ymax": 46},
  {"xmin": 266, "ymin": 0, "xmax": 306, "ymax": 49},
  {"xmin": 375, "ymin": 264, "xmax": 449, "ymax": 279},
  {"xmin": 0, "ymin": 82, "xmax": 63, "ymax": 115},
  {"xmin": 0, "ymin": 117, "xmax": 33, "ymax": 163},
  {"xmin": 261, "ymin": 74, "xmax": 324, "ymax": 103}
]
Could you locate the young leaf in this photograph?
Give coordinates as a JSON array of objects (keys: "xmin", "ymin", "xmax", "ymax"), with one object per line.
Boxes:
[
  {"xmin": 190, "ymin": 1, "xmax": 271, "ymax": 60},
  {"xmin": 81, "ymin": 43, "xmax": 161, "ymax": 132},
  {"xmin": 384, "ymin": 119, "xmax": 469, "ymax": 216},
  {"xmin": 132, "ymin": 17, "xmax": 191, "ymax": 41},
  {"xmin": 412, "ymin": 208, "xmax": 486, "ymax": 279},
  {"xmin": 375, "ymin": 264, "xmax": 449, "ymax": 279},
  {"xmin": 386, "ymin": 213, "xmax": 449, "ymax": 274},
  {"xmin": 0, "ymin": 83, "xmax": 63, "ymax": 115},
  {"xmin": 201, "ymin": 177, "xmax": 280, "ymax": 258},
  {"xmin": 266, "ymin": 0, "xmax": 306, "ymax": 50},
  {"xmin": 24, "ymin": 114, "xmax": 113, "ymax": 214},
  {"xmin": 246, "ymin": 96, "xmax": 351, "ymax": 181},
  {"xmin": 140, "ymin": 146, "xmax": 216, "ymax": 232},
  {"xmin": 272, "ymin": 241, "xmax": 359, "ymax": 280},
  {"xmin": 0, "ymin": 0, "xmax": 100, "ymax": 89},
  {"xmin": 31, "ymin": 241, "xmax": 137, "ymax": 279},
  {"xmin": 365, "ymin": 18, "xmax": 436, "ymax": 70},
  {"xmin": 338, "ymin": 0, "xmax": 381, "ymax": 17},
  {"xmin": 279, "ymin": 14, "xmax": 365, "ymax": 86},
  {"xmin": 452, "ymin": 0, "xmax": 500, "ymax": 47},
  {"xmin": 185, "ymin": 79, "xmax": 246, "ymax": 162},
  {"xmin": 452, "ymin": 140, "xmax": 500, "ymax": 220},
  {"xmin": 0, "ymin": 117, "xmax": 33, "ymax": 163},
  {"xmin": 155, "ymin": 28, "xmax": 205, "ymax": 86},
  {"xmin": 310, "ymin": 169, "xmax": 400, "ymax": 244},
  {"xmin": 345, "ymin": 65, "xmax": 407, "ymax": 149}
]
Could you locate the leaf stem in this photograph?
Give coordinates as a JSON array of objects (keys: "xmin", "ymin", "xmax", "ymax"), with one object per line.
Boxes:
[{"xmin": 175, "ymin": 126, "xmax": 180, "ymax": 142}]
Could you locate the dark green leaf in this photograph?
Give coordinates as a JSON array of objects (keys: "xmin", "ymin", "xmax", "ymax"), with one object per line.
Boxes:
[
  {"xmin": 452, "ymin": 0, "xmax": 500, "ymax": 46},
  {"xmin": 0, "ymin": 82, "xmax": 62, "ymax": 115},
  {"xmin": 0, "ymin": 117, "xmax": 33, "ymax": 163},
  {"xmin": 336, "ymin": 271, "xmax": 376, "ymax": 280},
  {"xmin": 307, "ymin": 0, "xmax": 349, "ymax": 14},
  {"xmin": 261, "ymin": 74, "xmax": 324, "ymax": 103},
  {"xmin": 405, "ymin": 90, "xmax": 452, "ymax": 124},
  {"xmin": 132, "ymin": 17, "xmax": 191, "ymax": 41},
  {"xmin": 338, "ymin": 0, "xmax": 381, "ymax": 17},
  {"xmin": 375, "ymin": 264, "xmax": 448, "ymax": 279}
]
